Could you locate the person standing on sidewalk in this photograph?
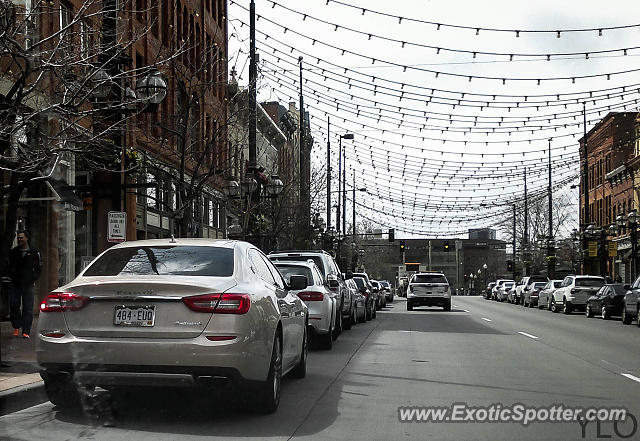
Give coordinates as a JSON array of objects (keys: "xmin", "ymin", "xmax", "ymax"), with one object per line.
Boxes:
[{"xmin": 7, "ymin": 230, "xmax": 42, "ymax": 338}]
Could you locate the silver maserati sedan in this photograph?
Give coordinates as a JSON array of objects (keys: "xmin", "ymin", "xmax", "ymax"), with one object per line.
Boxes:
[{"xmin": 36, "ymin": 239, "xmax": 308, "ymax": 413}]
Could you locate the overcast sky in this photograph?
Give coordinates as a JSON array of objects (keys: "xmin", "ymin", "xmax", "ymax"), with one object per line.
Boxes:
[{"xmin": 227, "ymin": 0, "xmax": 640, "ymax": 240}]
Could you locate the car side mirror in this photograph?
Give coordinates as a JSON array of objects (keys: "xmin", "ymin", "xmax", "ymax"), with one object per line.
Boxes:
[
  {"xmin": 327, "ymin": 278, "xmax": 339, "ymax": 288},
  {"xmin": 623, "ymin": 284, "xmax": 631, "ymax": 290},
  {"xmin": 289, "ymin": 275, "xmax": 308, "ymax": 291}
]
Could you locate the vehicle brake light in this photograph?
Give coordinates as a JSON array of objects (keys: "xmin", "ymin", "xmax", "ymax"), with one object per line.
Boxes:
[
  {"xmin": 206, "ymin": 336, "xmax": 237, "ymax": 341},
  {"xmin": 183, "ymin": 293, "xmax": 251, "ymax": 314},
  {"xmin": 570, "ymin": 288, "xmax": 577, "ymax": 294},
  {"xmin": 298, "ymin": 291, "xmax": 324, "ymax": 301},
  {"xmin": 40, "ymin": 293, "xmax": 88, "ymax": 312},
  {"xmin": 444, "ymin": 285, "xmax": 449, "ymax": 292}
]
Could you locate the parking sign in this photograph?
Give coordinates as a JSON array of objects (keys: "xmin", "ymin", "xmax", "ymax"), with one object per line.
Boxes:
[{"xmin": 108, "ymin": 211, "xmax": 127, "ymax": 243}]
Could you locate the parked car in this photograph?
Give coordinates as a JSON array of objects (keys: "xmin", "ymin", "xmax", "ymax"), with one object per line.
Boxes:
[
  {"xmin": 537, "ymin": 280, "xmax": 563, "ymax": 309},
  {"xmin": 513, "ymin": 277, "xmax": 531, "ymax": 304},
  {"xmin": 398, "ymin": 277, "xmax": 409, "ymax": 297},
  {"xmin": 523, "ymin": 281, "xmax": 549, "ymax": 307},
  {"xmin": 274, "ymin": 260, "xmax": 337, "ymax": 349},
  {"xmin": 353, "ymin": 276, "xmax": 376, "ymax": 320},
  {"xmin": 586, "ymin": 284, "xmax": 626, "ymax": 320},
  {"xmin": 379, "ymin": 280, "xmax": 394, "ymax": 302},
  {"xmin": 353, "ymin": 272, "xmax": 379, "ymax": 315},
  {"xmin": 518, "ymin": 275, "xmax": 549, "ymax": 305},
  {"xmin": 550, "ymin": 275, "xmax": 605, "ymax": 314},
  {"xmin": 37, "ymin": 239, "xmax": 308, "ymax": 414},
  {"xmin": 269, "ymin": 250, "xmax": 354, "ymax": 332},
  {"xmin": 493, "ymin": 279, "xmax": 514, "ymax": 300},
  {"xmin": 371, "ymin": 280, "xmax": 387, "ymax": 309},
  {"xmin": 346, "ymin": 278, "xmax": 367, "ymax": 323},
  {"xmin": 497, "ymin": 281, "xmax": 515, "ymax": 302},
  {"xmin": 485, "ymin": 282, "xmax": 496, "ymax": 299},
  {"xmin": 622, "ymin": 278, "xmax": 640, "ymax": 325},
  {"xmin": 406, "ymin": 272, "xmax": 451, "ymax": 311}
]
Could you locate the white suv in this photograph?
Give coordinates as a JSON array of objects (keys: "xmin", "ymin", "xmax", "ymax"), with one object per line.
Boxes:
[
  {"xmin": 550, "ymin": 275, "xmax": 605, "ymax": 314},
  {"xmin": 407, "ymin": 272, "xmax": 451, "ymax": 311}
]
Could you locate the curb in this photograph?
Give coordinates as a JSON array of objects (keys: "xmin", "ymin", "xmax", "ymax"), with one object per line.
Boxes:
[{"xmin": 0, "ymin": 381, "xmax": 47, "ymax": 416}]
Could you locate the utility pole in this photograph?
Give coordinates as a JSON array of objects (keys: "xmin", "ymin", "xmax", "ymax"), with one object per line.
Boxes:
[
  {"xmin": 352, "ymin": 175, "xmax": 356, "ymax": 240},
  {"xmin": 582, "ymin": 102, "xmax": 589, "ymax": 275},
  {"xmin": 326, "ymin": 117, "xmax": 331, "ymax": 232},
  {"xmin": 513, "ymin": 204, "xmax": 517, "ymax": 281},
  {"xmin": 298, "ymin": 56, "xmax": 310, "ymax": 245},
  {"xmin": 548, "ymin": 138, "xmax": 555, "ymax": 279},
  {"xmin": 342, "ymin": 145, "xmax": 346, "ymax": 235},
  {"xmin": 337, "ymin": 134, "xmax": 342, "ymax": 235},
  {"xmin": 524, "ymin": 168, "xmax": 530, "ymax": 276},
  {"xmin": 248, "ymin": 0, "xmax": 256, "ymax": 171}
]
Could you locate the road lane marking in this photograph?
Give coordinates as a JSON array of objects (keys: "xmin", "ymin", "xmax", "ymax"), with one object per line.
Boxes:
[
  {"xmin": 518, "ymin": 331, "xmax": 539, "ymax": 340},
  {"xmin": 621, "ymin": 373, "xmax": 640, "ymax": 384},
  {"xmin": 481, "ymin": 317, "xmax": 492, "ymax": 322},
  {"xmin": 463, "ymin": 309, "xmax": 470, "ymax": 313}
]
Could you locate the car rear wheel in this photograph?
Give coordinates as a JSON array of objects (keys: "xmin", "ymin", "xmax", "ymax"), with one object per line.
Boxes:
[
  {"xmin": 358, "ymin": 305, "xmax": 366, "ymax": 323},
  {"xmin": 365, "ymin": 303, "xmax": 372, "ymax": 320},
  {"xmin": 43, "ymin": 374, "xmax": 82, "ymax": 409},
  {"xmin": 372, "ymin": 303, "xmax": 377, "ymax": 318},
  {"xmin": 256, "ymin": 335, "xmax": 282, "ymax": 413},
  {"xmin": 333, "ymin": 302, "xmax": 343, "ymax": 339},
  {"xmin": 291, "ymin": 325, "xmax": 307, "ymax": 378},
  {"xmin": 622, "ymin": 304, "xmax": 632, "ymax": 324},
  {"xmin": 562, "ymin": 298, "xmax": 572, "ymax": 315},
  {"xmin": 601, "ymin": 305, "xmax": 610, "ymax": 320},
  {"xmin": 407, "ymin": 300, "xmax": 413, "ymax": 311},
  {"xmin": 443, "ymin": 300, "xmax": 451, "ymax": 311},
  {"xmin": 551, "ymin": 298, "xmax": 559, "ymax": 313},
  {"xmin": 636, "ymin": 306, "xmax": 640, "ymax": 327},
  {"xmin": 548, "ymin": 296, "xmax": 553, "ymax": 311},
  {"xmin": 343, "ymin": 305, "xmax": 353, "ymax": 331},
  {"xmin": 586, "ymin": 303, "xmax": 594, "ymax": 318}
]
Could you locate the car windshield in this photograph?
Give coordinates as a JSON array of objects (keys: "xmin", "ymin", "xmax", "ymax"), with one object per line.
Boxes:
[
  {"xmin": 83, "ymin": 246, "xmax": 234, "ymax": 277},
  {"xmin": 380, "ymin": 281, "xmax": 390, "ymax": 288},
  {"xmin": 534, "ymin": 282, "xmax": 547, "ymax": 288},
  {"xmin": 576, "ymin": 278, "xmax": 605, "ymax": 287},
  {"xmin": 275, "ymin": 265, "xmax": 314, "ymax": 285},
  {"xmin": 553, "ymin": 281, "xmax": 562, "ymax": 288},
  {"xmin": 504, "ymin": 283, "xmax": 514, "ymax": 288},
  {"xmin": 412, "ymin": 274, "xmax": 447, "ymax": 284},
  {"xmin": 353, "ymin": 277, "xmax": 366, "ymax": 290}
]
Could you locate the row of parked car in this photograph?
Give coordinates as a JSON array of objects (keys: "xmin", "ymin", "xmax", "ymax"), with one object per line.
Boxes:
[
  {"xmin": 485, "ymin": 274, "xmax": 640, "ymax": 325},
  {"xmin": 36, "ymin": 239, "xmax": 394, "ymax": 414}
]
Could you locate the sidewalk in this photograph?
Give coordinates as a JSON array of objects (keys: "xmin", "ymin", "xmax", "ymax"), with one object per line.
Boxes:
[{"xmin": 0, "ymin": 317, "xmax": 47, "ymax": 415}]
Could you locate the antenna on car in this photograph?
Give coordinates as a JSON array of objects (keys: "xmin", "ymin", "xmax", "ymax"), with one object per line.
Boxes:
[{"xmin": 169, "ymin": 235, "xmax": 177, "ymax": 243}]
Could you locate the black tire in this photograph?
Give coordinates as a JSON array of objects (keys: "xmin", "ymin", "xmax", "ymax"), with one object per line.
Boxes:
[
  {"xmin": 43, "ymin": 374, "xmax": 81, "ymax": 409},
  {"xmin": 372, "ymin": 303, "xmax": 377, "ymax": 319},
  {"xmin": 562, "ymin": 298, "xmax": 572, "ymax": 315},
  {"xmin": 333, "ymin": 300, "xmax": 343, "ymax": 339},
  {"xmin": 365, "ymin": 303, "xmax": 372, "ymax": 320},
  {"xmin": 443, "ymin": 300, "xmax": 451, "ymax": 311},
  {"xmin": 622, "ymin": 304, "xmax": 632, "ymax": 324},
  {"xmin": 548, "ymin": 296, "xmax": 553, "ymax": 311},
  {"xmin": 343, "ymin": 304, "xmax": 353, "ymax": 330},
  {"xmin": 357, "ymin": 306, "xmax": 366, "ymax": 323},
  {"xmin": 291, "ymin": 325, "xmax": 307, "ymax": 379},
  {"xmin": 601, "ymin": 305, "xmax": 609, "ymax": 320},
  {"xmin": 636, "ymin": 306, "xmax": 640, "ymax": 328},
  {"xmin": 256, "ymin": 335, "xmax": 282, "ymax": 413},
  {"xmin": 407, "ymin": 300, "xmax": 413, "ymax": 311},
  {"xmin": 551, "ymin": 298, "xmax": 559, "ymax": 313},
  {"xmin": 586, "ymin": 303, "xmax": 594, "ymax": 318}
]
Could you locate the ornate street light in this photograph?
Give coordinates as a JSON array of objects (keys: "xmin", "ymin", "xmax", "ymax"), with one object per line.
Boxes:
[
  {"xmin": 265, "ymin": 174, "xmax": 284, "ymax": 197},
  {"xmin": 135, "ymin": 69, "xmax": 168, "ymax": 105},
  {"xmin": 223, "ymin": 178, "xmax": 241, "ymax": 198},
  {"xmin": 91, "ymin": 68, "xmax": 112, "ymax": 99},
  {"xmin": 240, "ymin": 176, "xmax": 258, "ymax": 195},
  {"xmin": 628, "ymin": 210, "xmax": 637, "ymax": 226},
  {"xmin": 227, "ymin": 218, "xmax": 243, "ymax": 238},
  {"xmin": 616, "ymin": 214, "xmax": 626, "ymax": 229}
]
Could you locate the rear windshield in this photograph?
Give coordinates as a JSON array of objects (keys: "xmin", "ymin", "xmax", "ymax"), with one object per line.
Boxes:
[
  {"xmin": 275, "ymin": 265, "xmax": 314, "ymax": 285},
  {"xmin": 553, "ymin": 281, "xmax": 562, "ymax": 288},
  {"xmin": 610, "ymin": 284, "xmax": 626, "ymax": 295},
  {"xmin": 353, "ymin": 277, "xmax": 366, "ymax": 290},
  {"xmin": 412, "ymin": 274, "xmax": 448, "ymax": 284},
  {"xmin": 83, "ymin": 246, "xmax": 234, "ymax": 277},
  {"xmin": 380, "ymin": 281, "xmax": 390, "ymax": 288},
  {"xmin": 503, "ymin": 283, "xmax": 514, "ymax": 288},
  {"xmin": 576, "ymin": 278, "xmax": 605, "ymax": 287},
  {"xmin": 534, "ymin": 282, "xmax": 547, "ymax": 288},
  {"xmin": 270, "ymin": 255, "xmax": 325, "ymax": 276}
]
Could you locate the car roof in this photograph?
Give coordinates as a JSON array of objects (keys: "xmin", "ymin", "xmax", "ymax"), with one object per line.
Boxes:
[{"xmin": 108, "ymin": 238, "xmax": 238, "ymax": 249}]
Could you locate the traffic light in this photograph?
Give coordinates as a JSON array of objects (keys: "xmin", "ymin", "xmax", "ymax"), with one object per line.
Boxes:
[
  {"xmin": 388, "ymin": 228, "xmax": 395, "ymax": 242},
  {"xmin": 507, "ymin": 260, "xmax": 514, "ymax": 272},
  {"xmin": 400, "ymin": 241, "xmax": 405, "ymax": 252},
  {"xmin": 464, "ymin": 273, "xmax": 468, "ymax": 282},
  {"xmin": 443, "ymin": 241, "xmax": 450, "ymax": 252}
]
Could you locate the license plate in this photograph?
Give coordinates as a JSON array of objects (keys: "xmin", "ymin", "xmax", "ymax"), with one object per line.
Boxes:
[{"xmin": 114, "ymin": 305, "xmax": 155, "ymax": 327}]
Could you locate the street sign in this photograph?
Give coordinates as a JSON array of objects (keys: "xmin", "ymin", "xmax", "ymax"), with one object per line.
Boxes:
[
  {"xmin": 108, "ymin": 211, "xmax": 127, "ymax": 243},
  {"xmin": 588, "ymin": 241, "xmax": 598, "ymax": 257},
  {"xmin": 608, "ymin": 242, "xmax": 617, "ymax": 257}
]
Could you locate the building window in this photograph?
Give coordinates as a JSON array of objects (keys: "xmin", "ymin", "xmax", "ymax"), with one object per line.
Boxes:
[{"xmin": 146, "ymin": 172, "xmax": 158, "ymax": 208}]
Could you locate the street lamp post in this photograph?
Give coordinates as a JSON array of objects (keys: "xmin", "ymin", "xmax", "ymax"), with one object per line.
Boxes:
[{"xmin": 629, "ymin": 210, "xmax": 638, "ymax": 281}]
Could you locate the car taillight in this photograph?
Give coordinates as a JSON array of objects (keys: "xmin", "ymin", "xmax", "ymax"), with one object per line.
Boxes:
[
  {"xmin": 444, "ymin": 285, "xmax": 449, "ymax": 292},
  {"xmin": 40, "ymin": 293, "xmax": 88, "ymax": 312},
  {"xmin": 570, "ymin": 288, "xmax": 577, "ymax": 294},
  {"xmin": 183, "ymin": 293, "xmax": 251, "ymax": 314},
  {"xmin": 409, "ymin": 286, "xmax": 414, "ymax": 293},
  {"xmin": 298, "ymin": 291, "xmax": 324, "ymax": 301}
]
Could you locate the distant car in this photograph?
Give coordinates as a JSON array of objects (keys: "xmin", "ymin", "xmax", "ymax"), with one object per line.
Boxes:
[
  {"xmin": 379, "ymin": 280, "xmax": 394, "ymax": 302},
  {"xmin": 353, "ymin": 276, "xmax": 376, "ymax": 320},
  {"xmin": 523, "ymin": 281, "xmax": 548, "ymax": 307},
  {"xmin": 371, "ymin": 280, "xmax": 386, "ymax": 309},
  {"xmin": 497, "ymin": 282, "xmax": 515, "ymax": 302},
  {"xmin": 493, "ymin": 279, "xmax": 514, "ymax": 301},
  {"xmin": 621, "ymin": 278, "xmax": 640, "ymax": 325},
  {"xmin": 586, "ymin": 284, "xmax": 626, "ymax": 320},
  {"xmin": 353, "ymin": 272, "xmax": 378, "ymax": 316},
  {"xmin": 513, "ymin": 277, "xmax": 530, "ymax": 304},
  {"xmin": 274, "ymin": 260, "xmax": 337, "ymax": 349},
  {"xmin": 538, "ymin": 280, "xmax": 563, "ymax": 310},
  {"xmin": 485, "ymin": 282, "xmax": 496, "ymax": 300},
  {"xmin": 406, "ymin": 272, "xmax": 451, "ymax": 311},
  {"xmin": 550, "ymin": 275, "xmax": 605, "ymax": 314},
  {"xmin": 518, "ymin": 276, "xmax": 549, "ymax": 305},
  {"xmin": 37, "ymin": 239, "xmax": 308, "ymax": 414},
  {"xmin": 346, "ymin": 278, "xmax": 367, "ymax": 323}
]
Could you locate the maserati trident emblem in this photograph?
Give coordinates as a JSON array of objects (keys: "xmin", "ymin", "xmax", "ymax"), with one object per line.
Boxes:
[{"xmin": 175, "ymin": 321, "xmax": 203, "ymax": 326}]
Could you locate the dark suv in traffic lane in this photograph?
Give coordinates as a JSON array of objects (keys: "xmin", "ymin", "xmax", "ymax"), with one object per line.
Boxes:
[{"xmin": 622, "ymin": 277, "xmax": 640, "ymax": 325}]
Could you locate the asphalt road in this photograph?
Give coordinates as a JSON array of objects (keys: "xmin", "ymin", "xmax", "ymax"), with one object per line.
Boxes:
[{"xmin": 1, "ymin": 296, "xmax": 639, "ymax": 441}]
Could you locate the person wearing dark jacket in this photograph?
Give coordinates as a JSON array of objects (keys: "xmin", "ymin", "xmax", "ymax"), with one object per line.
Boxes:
[{"xmin": 8, "ymin": 230, "xmax": 42, "ymax": 338}]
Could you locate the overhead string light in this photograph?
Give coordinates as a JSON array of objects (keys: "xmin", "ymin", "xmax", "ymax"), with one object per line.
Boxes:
[{"xmin": 266, "ymin": 0, "xmax": 639, "ymax": 61}]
